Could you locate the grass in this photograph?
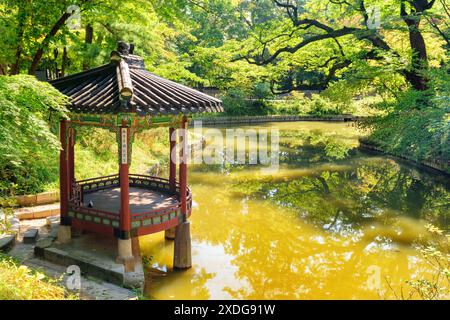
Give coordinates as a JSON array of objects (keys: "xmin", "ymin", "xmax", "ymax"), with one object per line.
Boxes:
[{"xmin": 0, "ymin": 254, "xmax": 75, "ymax": 300}]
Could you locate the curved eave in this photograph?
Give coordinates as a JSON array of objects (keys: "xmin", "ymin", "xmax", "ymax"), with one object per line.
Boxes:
[
  {"xmin": 130, "ymin": 68, "xmax": 223, "ymax": 116},
  {"xmin": 49, "ymin": 61, "xmax": 223, "ymax": 116}
]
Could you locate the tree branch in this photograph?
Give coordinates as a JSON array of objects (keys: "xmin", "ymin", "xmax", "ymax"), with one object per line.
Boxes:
[
  {"xmin": 245, "ymin": 26, "xmax": 358, "ymax": 65},
  {"xmin": 425, "ymin": 15, "xmax": 450, "ymax": 47},
  {"xmin": 28, "ymin": 11, "xmax": 71, "ymax": 75},
  {"xmin": 273, "ymin": 0, "xmax": 298, "ymax": 24},
  {"xmin": 28, "ymin": 0, "xmax": 96, "ymax": 75}
]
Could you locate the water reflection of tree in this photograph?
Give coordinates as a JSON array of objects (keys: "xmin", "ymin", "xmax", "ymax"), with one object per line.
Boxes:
[
  {"xmin": 150, "ymin": 127, "xmax": 449, "ymax": 299},
  {"xmin": 280, "ymin": 129, "xmax": 358, "ymax": 162},
  {"xmin": 190, "ymin": 191, "xmax": 414, "ymax": 299},
  {"xmin": 145, "ymin": 266, "xmax": 214, "ymax": 299},
  {"xmin": 149, "ymin": 166, "xmax": 444, "ymax": 299},
  {"xmin": 234, "ymin": 159, "xmax": 449, "ymax": 236}
]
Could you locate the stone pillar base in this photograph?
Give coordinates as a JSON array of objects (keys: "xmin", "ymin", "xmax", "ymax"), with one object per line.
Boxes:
[
  {"xmin": 117, "ymin": 238, "xmax": 135, "ymax": 273},
  {"xmin": 57, "ymin": 225, "xmax": 71, "ymax": 244},
  {"xmin": 173, "ymin": 221, "xmax": 192, "ymax": 269},
  {"xmin": 165, "ymin": 227, "xmax": 176, "ymax": 240},
  {"xmin": 131, "ymin": 237, "xmax": 141, "ymax": 263}
]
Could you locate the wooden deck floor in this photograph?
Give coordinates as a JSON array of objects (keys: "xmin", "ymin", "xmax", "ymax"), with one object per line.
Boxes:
[{"xmin": 83, "ymin": 187, "xmax": 178, "ymax": 214}]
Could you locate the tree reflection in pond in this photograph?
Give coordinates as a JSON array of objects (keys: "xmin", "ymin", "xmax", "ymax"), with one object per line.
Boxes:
[
  {"xmin": 236, "ymin": 159, "xmax": 449, "ymax": 239},
  {"xmin": 141, "ymin": 122, "xmax": 449, "ymax": 299}
]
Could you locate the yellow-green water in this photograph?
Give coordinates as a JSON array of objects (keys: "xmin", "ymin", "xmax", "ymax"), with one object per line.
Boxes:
[{"xmin": 141, "ymin": 122, "xmax": 449, "ymax": 299}]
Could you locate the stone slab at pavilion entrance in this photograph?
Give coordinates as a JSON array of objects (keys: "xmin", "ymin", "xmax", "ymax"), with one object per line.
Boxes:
[{"xmin": 48, "ymin": 41, "xmax": 222, "ymax": 276}]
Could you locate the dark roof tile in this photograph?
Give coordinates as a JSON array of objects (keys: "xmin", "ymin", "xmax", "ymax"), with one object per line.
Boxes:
[{"xmin": 49, "ymin": 43, "xmax": 223, "ymax": 115}]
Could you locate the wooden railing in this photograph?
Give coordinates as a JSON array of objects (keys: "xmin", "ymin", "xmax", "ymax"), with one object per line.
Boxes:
[
  {"xmin": 129, "ymin": 174, "xmax": 175, "ymax": 194},
  {"xmin": 77, "ymin": 174, "xmax": 120, "ymax": 194},
  {"xmin": 69, "ymin": 204, "xmax": 120, "ymax": 221},
  {"xmin": 68, "ymin": 174, "xmax": 192, "ymax": 230}
]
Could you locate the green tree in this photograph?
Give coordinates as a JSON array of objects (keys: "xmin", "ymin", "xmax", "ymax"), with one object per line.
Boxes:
[
  {"xmin": 0, "ymin": 75, "xmax": 68, "ymax": 196},
  {"xmin": 237, "ymin": 0, "xmax": 446, "ymax": 92}
]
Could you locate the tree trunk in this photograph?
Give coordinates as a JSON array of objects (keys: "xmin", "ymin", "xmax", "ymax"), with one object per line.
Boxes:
[
  {"xmin": 0, "ymin": 64, "xmax": 7, "ymax": 75},
  {"xmin": 406, "ymin": 20, "xmax": 429, "ymax": 90},
  {"xmin": 61, "ymin": 46, "xmax": 68, "ymax": 77},
  {"xmin": 9, "ymin": 3, "xmax": 28, "ymax": 75},
  {"xmin": 83, "ymin": 24, "xmax": 93, "ymax": 71},
  {"xmin": 400, "ymin": 0, "xmax": 435, "ymax": 91},
  {"xmin": 28, "ymin": 12, "xmax": 71, "ymax": 76}
]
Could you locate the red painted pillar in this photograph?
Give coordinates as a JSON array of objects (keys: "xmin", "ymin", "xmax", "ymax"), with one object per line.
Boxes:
[
  {"xmin": 179, "ymin": 117, "xmax": 188, "ymax": 217},
  {"xmin": 173, "ymin": 117, "xmax": 191, "ymax": 269},
  {"xmin": 119, "ymin": 124, "xmax": 131, "ymax": 239},
  {"xmin": 59, "ymin": 119, "xmax": 70, "ymax": 225},
  {"xmin": 68, "ymin": 127, "xmax": 75, "ymax": 198},
  {"xmin": 169, "ymin": 127, "xmax": 176, "ymax": 192}
]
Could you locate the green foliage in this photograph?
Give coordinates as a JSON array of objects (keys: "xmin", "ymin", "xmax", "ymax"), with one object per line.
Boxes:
[
  {"xmin": 0, "ymin": 254, "xmax": 75, "ymax": 300},
  {"xmin": 306, "ymin": 96, "xmax": 349, "ymax": 116},
  {"xmin": 73, "ymin": 126, "xmax": 169, "ymax": 182},
  {"xmin": 0, "ymin": 75, "xmax": 67, "ymax": 196},
  {"xmin": 221, "ymin": 88, "xmax": 273, "ymax": 116},
  {"xmin": 252, "ymin": 82, "xmax": 274, "ymax": 100},
  {"xmin": 260, "ymin": 94, "xmax": 356, "ymax": 116},
  {"xmin": 363, "ymin": 69, "xmax": 450, "ymax": 172},
  {"xmin": 390, "ymin": 225, "xmax": 450, "ymax": 300},
  {"xmin": 0, "ymin": 0, "xmax": 448, "ymax": 197},
  {"xmin": 0, "ymin": 197, "xmax": 16, "ymax": 234},
  {"xmin": 268, "ymin": 98, "xmax": 309, "ymax": 115}
]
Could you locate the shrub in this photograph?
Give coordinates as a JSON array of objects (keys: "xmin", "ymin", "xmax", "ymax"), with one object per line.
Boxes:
[
  {"xmin": 363, "ymin": 70, "xmax": 450, "ymax": 172},
  {"xmin": 0, "ymin": 75, "xmax": 68, "ymax": 196},
  {"xmin": 221, "ymin": 88, "xmax": 273, "ymax": 116},
  {"xmin": 307, "ymin": 96, "xmax": 349, "ymax": 116},
  {"xmin": 0, "ymin": 254, "xmax": 74, "ymax": 299}
]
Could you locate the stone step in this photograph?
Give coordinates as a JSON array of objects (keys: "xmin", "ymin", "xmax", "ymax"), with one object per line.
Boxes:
[
  {"xmin": 23, "ymin": 228, "xmax": 39, "ymax": 244},
  {"xmin": 14, "ymin": 191, "xmax": 59, "ymax": 207},
  {"xmin": 15, "ymin": 203, "xmax": 60, "ymax": 220},
  {"xmin": 35, "ymin": 232, "xmax": 145, "ymax": 289},
  {"xmin": 46, "ymin": 215, "xmax": 60, "ymax": 227},
  {"xmin": 0, "ymin": 234, "xmax": 16, "ymax": 252}
]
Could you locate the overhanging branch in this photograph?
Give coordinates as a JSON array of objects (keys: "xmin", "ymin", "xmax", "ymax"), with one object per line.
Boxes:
[{"xmin": 245, "ymin": 26, "xmax": 359, "ymax": 65}]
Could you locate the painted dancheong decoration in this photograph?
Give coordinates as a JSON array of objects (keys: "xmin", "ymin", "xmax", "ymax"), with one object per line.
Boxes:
[{"xmin": 50, "ymin": 41, "xmax": 223, "ymax": 272}]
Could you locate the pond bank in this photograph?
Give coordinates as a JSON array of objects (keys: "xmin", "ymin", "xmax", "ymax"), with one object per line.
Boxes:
[{"xmin": 359, "ymin": 140, "xmax": 449, "ymax": 176}]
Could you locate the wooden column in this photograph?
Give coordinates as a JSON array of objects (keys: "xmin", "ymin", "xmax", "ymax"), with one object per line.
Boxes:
[
  {"xmin": 169, "ymin": 127, "xmax": 176, "ymax": 192},
  {"xmin": 68, "ymin": 127, "xmax": 75, "ymax": 197},
  {"xmin": 166, "ymin": 127, "xmax": 177, "ymax": 240},
  {"xmin": 174, "ymin": 116, "xmax": 191, "ymax": 269},
  {"xmin": 59, "ymin": 119, "xmax": 69, "ymax": 223},
  {"xmin": 119, "ymin": 125, "xmax": 131, "ymax": 239},
  {"xmin": 179, "ymin": 117, "xmax": 188, "ymax": 217},
  {"xmin": 117, "ymin": 123, "xmax": 134, "ymax": 272},
  {"xmin": 58, "ymin": 119, "xmax": 71, "ymax": 243}
]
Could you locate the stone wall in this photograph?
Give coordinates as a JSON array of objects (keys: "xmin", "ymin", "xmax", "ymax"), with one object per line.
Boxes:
[
  {"xmin": 359, "ymin": 141, "xmax": 449, "ymax": 176},
  {"xmin": 14, "ymin": 191, "xmax": 59, "ymax": 207},
  {"xmin": 190, "ymin": 115, "xmax": 362, "ymax": 126}
]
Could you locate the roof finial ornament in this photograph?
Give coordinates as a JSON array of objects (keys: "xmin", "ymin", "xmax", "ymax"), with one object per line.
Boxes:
[{"xmin": 117, "ymin": 41, "xmax": 130, "ymax": 55}]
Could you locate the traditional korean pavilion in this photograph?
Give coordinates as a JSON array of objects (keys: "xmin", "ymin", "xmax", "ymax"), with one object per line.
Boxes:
[{"xmin": 50, "ymin": 41, "xmax": 222, "ymax": 272}]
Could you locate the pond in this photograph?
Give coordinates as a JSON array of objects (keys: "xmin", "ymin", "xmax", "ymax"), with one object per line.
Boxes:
[{"xmin": 140, "ymin": 121, "xmax": 449, "ymax": 299}]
